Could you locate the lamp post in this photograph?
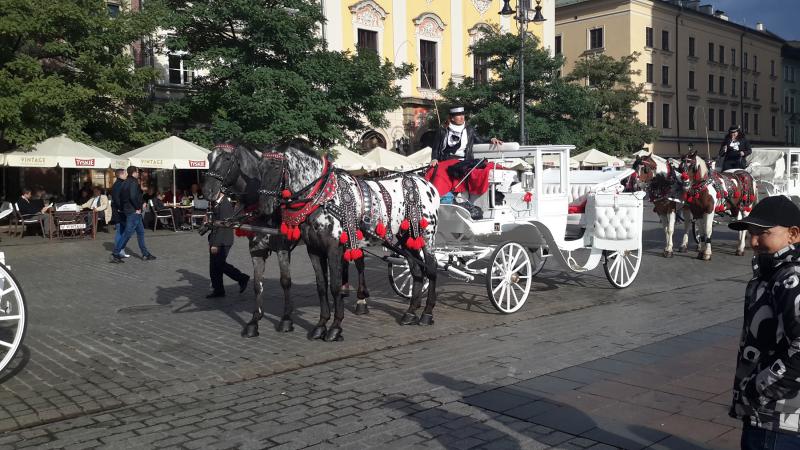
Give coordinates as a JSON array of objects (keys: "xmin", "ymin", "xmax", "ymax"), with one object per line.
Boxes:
[{"xmin": 499, "ymin": 0, "xmax": 546, "ymax": 145}]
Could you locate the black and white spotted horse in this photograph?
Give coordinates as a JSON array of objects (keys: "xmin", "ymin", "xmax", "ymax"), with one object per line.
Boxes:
[
  {"xmin": 259, "ymin": 141, "xmax": 440, "ymax": 342},
  {"xmin": 202, "ymin": 144, "xmax": 299, "ymax": 338},
  {"xmin": 678, "ymin": 152, "xmax": 756, "ymax": 260}
]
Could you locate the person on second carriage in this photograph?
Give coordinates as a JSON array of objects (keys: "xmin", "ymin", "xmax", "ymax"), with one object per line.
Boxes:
[
  {"xmin": 426, "ymin": 106, "xmax": 503, "ymax": 200},
  {"xmin": 719, "ymin": 125, "xmax": 752, "ymax": 171}
]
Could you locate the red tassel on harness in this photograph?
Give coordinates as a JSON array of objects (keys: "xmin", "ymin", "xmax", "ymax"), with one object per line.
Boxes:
[
  {"xmin": 356, "ymin": 230, "xmax": 364, "ymax": 240},
  {"xmin": 291, "ymin": 227, "xmax": 301, "ymax": 240},
  {"xmin": 280, "ymin": 222, "xmax": 289, "ymax": 235},
  {"xmin": 339, "ymin": 232, "xmax": 349, "ymax": 244},
  {"xmin": 681, "ymin": 173, "xmax": 689, "ymax": 181},
  {"xmin": 375, "ymin": 222, "xmax": 387, "ymax": 238},
  {"xmin": 419, "ymin": 218, "xmax": 429, "ymax": 229},
  {"xmin": 523, "ymin": 192, "xmax": 533, "ymax": 203},
  {"xmin": 352, "ymin": 248, "xmax": 363, "ymax": 260},
  {"xmin": 400, "ymin": 219, "xmax": 410, "ymax": 231},
  {"xmin": 344, "ymin": 249, "xmax": 353, "ymax": 261},
  {"xmin": 281, "ymin": 189, "xmax": 292, "ymax": 199},
  {"xmin": 716, "ymin": 191, "xmax": 722, "ymax": 199}
]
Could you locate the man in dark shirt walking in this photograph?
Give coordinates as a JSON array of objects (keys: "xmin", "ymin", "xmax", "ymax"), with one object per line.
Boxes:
[
  {"xmin": 206, "ymin": 192, "xmax": 249, "ymax": 298},
  {"xmin": 110, "ymin": 169, "xmax": 130, "ymax": 260},
  {"xmin": 112, "ymin": 166, "xmax": 155, "ymax": 262}
]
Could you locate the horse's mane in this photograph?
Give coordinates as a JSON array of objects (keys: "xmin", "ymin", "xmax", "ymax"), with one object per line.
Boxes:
[
  {"xmin": 279, "ymin": 138, "xmax": 320, "ymax": 159},
  {"xmin": 693, "ymin": 155, "xmax": 708, "ymax": 179}
]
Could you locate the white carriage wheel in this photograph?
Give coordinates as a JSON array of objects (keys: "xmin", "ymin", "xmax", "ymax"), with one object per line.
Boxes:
[
  {"xmin": 388, "ymin": 260, "xmax": 429, "ymax": 300},
  {"xmin": 0, "ymin": 263, "xmax": 26, "ymax": 374},
  {"xmin": 603, "ymin": 248, "xmax": 642, "ymax": 289},
  {"xmin": 486, "ymin": 242, "xmax": 532, "ymax": 314}
]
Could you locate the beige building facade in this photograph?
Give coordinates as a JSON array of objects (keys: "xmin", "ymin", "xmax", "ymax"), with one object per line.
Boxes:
[{"xmin": 556, "ymin": 0, "xmax": 785, "ymax": 156}]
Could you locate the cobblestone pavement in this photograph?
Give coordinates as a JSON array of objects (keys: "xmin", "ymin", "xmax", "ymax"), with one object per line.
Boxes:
[{"xmin": 0, "ymin": 212, "xmax": 751, "ymax": 448}]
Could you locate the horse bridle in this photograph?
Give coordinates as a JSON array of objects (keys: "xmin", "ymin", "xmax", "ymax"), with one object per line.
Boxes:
[
  {"xmin": 258, "ymin": 152, "xmax": 289, "ymax": 198},
  {"xmin": 206, "ymin": 149, "xmax": 241, "ymax": 199}
]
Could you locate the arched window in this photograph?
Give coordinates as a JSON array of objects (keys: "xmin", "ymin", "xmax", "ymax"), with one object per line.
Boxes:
[{"xmin": 360, "ymin": 130, "xmax": 387, "ymax": 152}]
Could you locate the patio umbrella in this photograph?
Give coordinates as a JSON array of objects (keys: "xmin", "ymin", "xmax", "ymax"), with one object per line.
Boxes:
[
  {"xmin": 571, "ymin": 148, "xmax": 625, "ymax": 169},
  {"xmin": 362, "ymin": 147, "xmax": 414, "ymax": 172},
  {"xmin": 121, "ymin": 136, "xmax": 210, "ymax": 204},
  {"xmin": 329, "ymin": 145, "xmax": 377, "ymax": 175},
  {"xmin": 406, "ymin": 147, "xmax": 432, "ymax": 169}
]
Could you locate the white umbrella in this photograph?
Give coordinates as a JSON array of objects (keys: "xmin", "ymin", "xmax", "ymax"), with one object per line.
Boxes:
[
  {"xmin": 406, "ymin": 147, "xmax": 432, "ymax": 169},
  {"xmin": 121, "ymin": 136, "xmax": 210, "ymax": 204},
  {"xmin": 542, "ymin": 154, "xmax": 578, "ymax": 169},
  {"xmin": 571, "ymin": 148, "xmax": 625, "ymax": 168},
  {"xmin": 362, "ymin": 147, "xmax": 414, "ymax": 172},
  {"xmin": 330, "ymin": 145, "xmax": 376, "ymax": 175}
]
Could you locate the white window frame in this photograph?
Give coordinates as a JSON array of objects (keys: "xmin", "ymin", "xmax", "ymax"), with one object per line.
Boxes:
[
  {"xmin": 349, "ymin": 1, "xmax": 387, "ymax": 58},
  {"xmin": 587, "ymin": 26, "xmax": 604, "ymax": 51}
]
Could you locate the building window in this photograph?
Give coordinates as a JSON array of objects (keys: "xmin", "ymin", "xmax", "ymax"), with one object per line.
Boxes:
[
  {"xmin": 719, "ymin": 76, "xmax": 725, "ymax": 95},
  {"xmin": 708, "ymin": 74, "xmax": 714, "ymax": 93},
  {"xmin": 107, "ymin": 3, "xmax": 120, "ymax": 17},
  {"xmin": 753, "ymin": 83, "xmax": 758, "ymax": 100},
  {"xmin": 645, "ymin": 27, "xmax": 653, "ymax": 48},
  {"xmin": 709, "ymin": 108, "xmax": 715, "ymax": 131},
  {"xmin": 662, "ymin": 103, "xmax": 670, "ymax": 129},
  {"xmin": 662, "ymin": 65, "xmax": 669, "ymax": 86},
  {"xmin": 646, "ymin": 102, "xmax": 654, "ymax": 127},
  {"xmin": 773, "ymin": 116, "xmax": 777, "ymax": 137},
  {"xmin": 420, "ymin": 40, "xmax": 437, "ymax": 89},
  {"xmin": 771, "ymin": 60, "xmax": 776, "ymax": 76},
  {"xmin": 168, "ymin": 55, "xmax": 192, "ymax": 85},
  {"xmin": 732, "ymin": 78, "xmax": 737, "ymax": 97},
  {"xmin": 646, "ymin": 64, "xmax": 653, "ymax": 83},
  {"xmin": 731, "ymin": 48, "xmax": 736, "ymax": 66},
  {"xmin": 744, "ymin": 52, "xmax": 748, "ymax": 69},
  {"xmin": 555, "ymin": 35, "xmax": 562, "ymax": 55},
  {"xmin": 357, "ymin": 29, "xmax": 378, "ymax": 53},
  {"xmin": 688, "ymin": 106, "xmax": 696, "ymax": 130},
  {"xmin": 474, "ymin": 55, "xmax": 488, "ymax": 84},
  {"xmin": 589, "ymin": 28, "xmax": 603, "ymax": 50},
  {"xmin": 719, "ymin": 109, "xmax": 725, "ymax": 131},
  {"xmin": 688, "ymin": 37, "xmax": 695, "ymax": 57},
  {"xmin": 786, "ymin": 66, "xmax": 791, "ymax": 80},
  {"xmin": 792, "ymin": 127, "xmax": 796, "ymax": 144},
  {"xmin": 744, "ymin": 112, "xmax": 749, "ymax": 133},
  {"xmin": 688, "ymin": 70, "xmax": 695, "ymax": 89},
  {"xmin": 754, "ymin": 113, "xmax": 759, "ymax": 135},
  {"xmin": 731, "ymin": 110, "xmax": 737, "ymax": 128},
  {"xmin": 787, "ymin": 126, "xmax": 790, "ymax": 142},
  {"xmin": 753, "ymin": 55, "xmax": 758, "ymax": 72},
  {"xmin": 771, "ymin": 87, "xmax": 776, "ymax": 103},
  {"xmin": 786, "ymin": 96, "xmax": 790, "ymax": 112},
  {"xmin": 719, "ymin": 45, "xmax": 725, "ymax": 64},
  {"xmin": 792, "ymin": 97, "xmax": 796, "ymax": 114},
  {"xmin": 708, "ymin": 42, "xmax": 715, "ymax": 61},
  {"xmin": 661, "ymin": 30, "xmax": 669, "ymax": 51},
  {"xmin": 743, "ymin": 81, "xmax": 748, "ymax": 98}
]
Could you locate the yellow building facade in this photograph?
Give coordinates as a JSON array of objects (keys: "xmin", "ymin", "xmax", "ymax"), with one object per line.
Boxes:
[
  {"xmin": 322, "ymin": 0, "xmax": 555, "ymax": 152},
  {"xmin": 556, "ymin": 0, "xmax": 785, "ymax": 156}
]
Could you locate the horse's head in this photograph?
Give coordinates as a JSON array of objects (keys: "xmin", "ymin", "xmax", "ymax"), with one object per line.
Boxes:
[
  {"xmin": 633, "ymin": 155, "xmax": 659, "ymax": 187},
  {"xmin": 204, "ymin": 144, "xmax": 241, "ymax": 203},
  {"xmin": 679, "ymin": 153, "xmax": 708, "ymax": 188},
  {"xmin": 257, "ymin": 140, "xmax": 325, "ymax": 216},
  {"xmin": 257, "ymin": 150, "xmax": 288, "ymax": 216}
]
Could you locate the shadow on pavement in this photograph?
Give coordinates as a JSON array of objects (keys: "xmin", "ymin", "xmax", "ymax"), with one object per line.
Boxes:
[{"xmin": 0, "ymin": 345, "xmax": 30, "ymax": 385}]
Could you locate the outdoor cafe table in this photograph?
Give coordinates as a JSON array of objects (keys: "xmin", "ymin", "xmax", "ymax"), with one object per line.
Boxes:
[{"xmin": 47, "ymin": 210, "xmax": 97, "ymax": 240}]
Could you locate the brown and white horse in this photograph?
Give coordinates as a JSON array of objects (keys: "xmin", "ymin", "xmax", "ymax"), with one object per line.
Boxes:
[
  {"xmin": 632, "ymin": 154, "xmax": 690, "ymax": 257},
  {"xmin": 678, "ymin": 153, "xmax": 756, "ymax": 260}
]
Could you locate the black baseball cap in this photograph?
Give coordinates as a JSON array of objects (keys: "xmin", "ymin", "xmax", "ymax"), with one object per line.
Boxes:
[{"xmin": 729, "ymin": 195, "xmax": 800, "ymax": 230}]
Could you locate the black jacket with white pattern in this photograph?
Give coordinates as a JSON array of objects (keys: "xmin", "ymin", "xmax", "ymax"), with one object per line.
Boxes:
[{"xmin": 730, "ymin": 244, "xmax": 800, "ymax": 433}]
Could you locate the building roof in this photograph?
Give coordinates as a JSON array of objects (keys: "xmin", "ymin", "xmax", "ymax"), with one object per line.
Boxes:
[{"xmin": 555, "ymin": 0, "xmax": 786, "ymax": 44}]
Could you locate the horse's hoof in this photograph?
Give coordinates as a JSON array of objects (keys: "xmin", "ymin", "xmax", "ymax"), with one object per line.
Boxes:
[
  {"xmin": 354, "ymin": 303, "xmax": 369, "ymax": 315},
  {"xmin": 418, "ymin": 313, "xmax": 434, "ymax": 326},
  {"xmin": 736, "ymin": 250, "xmax": 745, "ymax": 256},
  {"xmin": 703, "ymin": 254, "xmax": 711, "ymax": 261},
  {"xmin": 241, "ymin": 323, "xmax": 259, "ymax": 338},
  {"xmin": 663, "ymin": 251, "xmax": 673, "ymax": 258},
  {"xmin": 309, "ymin": 325, "xmax": 327, "ymax": 340},
  {"xmin": 679, "ymin": 246, "xmax": 688, "ymax": 253},
  {"xmin": 278, "ymin": 319, "xmax": 294, "ymax": 333},
  {"xmin": 400, "ymin": 312, "xmax": 418, "ymax": 326},
  {"xmin": 324, "ymin": 327, "xmax": 343, "ymax": 342}
]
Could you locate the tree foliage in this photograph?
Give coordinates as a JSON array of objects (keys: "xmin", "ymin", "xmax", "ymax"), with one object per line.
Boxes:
[
  {"xmin": 164, "ymin": 0, "xmax": 412, "ymax": 148},
  {"xmin": 439, "ymin": 28, "xmax": 657, "ymax": 156},
  {"xmin": 0, "ymin": 0, "xmax": 166, "ymax": 152}
]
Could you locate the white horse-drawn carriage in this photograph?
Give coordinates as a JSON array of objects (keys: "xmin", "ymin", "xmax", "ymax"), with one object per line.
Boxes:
[
  {"xmin": 747, "ymin": 147, "xmax": 800, "ymax": 202},
  {"xmin": 389, "ymin": 144, "xmax": 644, "ymax": 314}
]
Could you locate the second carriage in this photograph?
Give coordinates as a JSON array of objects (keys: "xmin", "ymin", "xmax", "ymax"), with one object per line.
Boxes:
[{"xmin": 389, "ymin": 144, "xmax": 645, "ymax": 314}]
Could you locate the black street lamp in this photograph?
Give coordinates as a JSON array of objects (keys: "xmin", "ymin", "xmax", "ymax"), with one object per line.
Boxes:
[{"xmin": 499, "ymin": 0, "xmax": 546, "ymax": 145}]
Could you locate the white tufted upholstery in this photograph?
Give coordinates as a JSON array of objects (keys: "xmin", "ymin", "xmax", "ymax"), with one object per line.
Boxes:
[
  {"xmin": 592, "ymin": 205, "xmax": 637, "ymax": 240},
  {"xmin": 542, "ymin": 183, "xmax": 598, "ymax": 203}
]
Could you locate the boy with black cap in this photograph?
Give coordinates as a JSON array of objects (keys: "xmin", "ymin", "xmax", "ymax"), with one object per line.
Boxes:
[{"xmin": 728, "ymin": 195, "xmax": 800, "ymax": 448}]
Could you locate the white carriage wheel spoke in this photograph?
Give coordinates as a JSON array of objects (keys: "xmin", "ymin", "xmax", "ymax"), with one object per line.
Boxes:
[
  {"xmin": 498, "ymin": 284, "xmax": 508, "ymax": 307},
  {"xmin": 507, "ymin": 285, "xmax": 516, "ymax": 310},
  {"xmin": 620, "ymin": 255, "xmax": 629, "ymax": 283},
  {"xmin": 0, "ymin": 315, "xmax": 20, "ymax": 321},
  {"xmin": 508, "ymin": 248, "xmax": 521, "ymax": 275},
  {"xmin": 511, "ymin": 259, "xmax": 528, "ymax": 274},
  {"xmin": 493, "ymin": 261, "xmax": 506, "ymax": 278},
  {"xmin": 0, "ymin": 339, "xmax": 12, "ymax": 349},
  {"xmin": 400, "ymin": 274, "xmax": 412, "ymax": 293},
  {"xmin": 509, "ymin": 284, "xmax": 521, "ymax": 306},
  {"xmin": 623, "ymin": 254, "xmax": 635, "ymax": 277},
  {"xmin": 612, "ymin": 253, "xmax": 622, "ymax": 282},
  {"xmin": 493, "ymin": 279, "xmax": 508, "ymax": 295},
  {"xmin": 491, "ymin": 274, "xmax": 506, "ymax": 280}
]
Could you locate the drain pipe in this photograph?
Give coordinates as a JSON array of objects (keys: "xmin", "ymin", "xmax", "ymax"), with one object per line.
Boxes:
[{"xmin": 675, "ymin": 6, "xmax": 682, "ymax": 154}]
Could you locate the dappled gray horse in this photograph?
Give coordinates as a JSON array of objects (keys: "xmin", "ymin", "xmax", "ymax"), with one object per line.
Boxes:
[{"xmin": 259, "ymin": 141, "xmax": 440, "ymax": 342}]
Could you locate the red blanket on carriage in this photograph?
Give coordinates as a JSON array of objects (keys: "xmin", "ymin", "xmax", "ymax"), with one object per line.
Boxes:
[{"xmin": 424, "ymin": 159, "xmax": 505, "ymax": 196}]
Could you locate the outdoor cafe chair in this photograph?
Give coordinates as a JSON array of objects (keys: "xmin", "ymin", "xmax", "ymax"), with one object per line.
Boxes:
[
  {"xmin": 11, "ymin": 203, "xmax": 45, "ymax": 238},
  {"xmin": 149, "ymin": 199, "xmax": 177, "ymax": 232},
  {"xmin": 189, "ymin": 199, "xmax": 209, "ymax": 229}
]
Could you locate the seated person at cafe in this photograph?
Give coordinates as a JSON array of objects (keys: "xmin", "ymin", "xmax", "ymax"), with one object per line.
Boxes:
[
  {"xmin": 151, "ymin": 192, "xmax": 186, "ymax": 229},
  {"xmin": 189, "ymin": 183, "xmax": 204, "ymax": 200},
  {"xmin": 81, "ymin": 186, "xmax": 111, "ymax": 230},
  {"xmin": 143, "ymin": 186, "xmax": 157, "ymax": 204},
  {"xmin": 18, "ymin": 187, "xmax": 52, "ymax": 235},
  {"xmin": 426, "ymin": 106, "xmax": 503, "ymax": 202}
]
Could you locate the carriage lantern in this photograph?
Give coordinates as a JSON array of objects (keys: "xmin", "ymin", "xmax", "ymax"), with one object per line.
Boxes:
[{"xmin": 521, "ymin": 171, "xmax": 535, "ymax": 191}]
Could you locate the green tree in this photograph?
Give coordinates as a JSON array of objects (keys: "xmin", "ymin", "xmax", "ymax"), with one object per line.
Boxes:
[
  {"xmin": 0, "ymin": 0, "xmax": 166, "ymax": 152},
  {"xmin": 164, "ymin": 0, "xmax": 412, "ymax": 148},
  {"xmin": 438, "ymin": 27, "xmax": 595, "ymax": 147},
  {"xmin": 564, "ymin": 52, "xmax": 658, "ymax": 156}
]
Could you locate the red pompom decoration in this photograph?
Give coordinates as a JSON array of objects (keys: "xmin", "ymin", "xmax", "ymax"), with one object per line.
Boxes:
[
  {"xmin": 681, "ymin": 173, "xmax": 689, "ymax": 181},
  {"xmin": 280, "ymin": 222, "xmax": 289, "ymax": 234},
  {"xmin": 292, "ymin": 227, "xmax": 301, "ymax": 240},
  {"xmin": 352, "ymin": 248, "xmax": 363, "ymax": 260},
  {"xmin": 344, "ymin": 249, "xmax": 353, "ymax": 261},
  {"xmin": 339, "ymin": 232, "xmax": 349, "ymax": 244},
  {"xmin": 733, "ymin": 191, "xmax": 741, "ymax": 199},
  {"xmin": 400, "ymin": 219, "xmax": 410, "ymax": 231},
  {"xmin": 356, "ymin": 230, "xmax": 364, "ymax": 240},
  {"xmin": 523, "ymin": 192, "xmax": 533, "ymax": 203},
  {"xmin": 405, "ymin": 236, "xmax": 415, "ymax": 249},
  {"xmin": 375, "ymin": 222, "xmax": 387, "ymax": 238},
  {"xmin": 419, "ymin": 218, "xmax": 429, "ymax": 229},
  {"xmin": 281, "ymin": 189, "xmax": 292, "ymax": 199},
  {"xmin": 417, "ymin": 236, "xmax": 425, "ymax": 249},
  {"xmin": 716, "ymin": 192, "xmax": 722, "ymax": 199}
]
